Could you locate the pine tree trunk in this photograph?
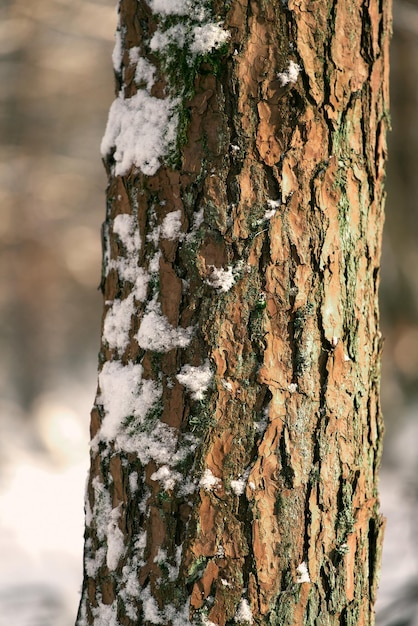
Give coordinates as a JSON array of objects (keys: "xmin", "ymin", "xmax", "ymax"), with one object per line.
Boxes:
[{"xmin": 76, "ymin": 0, "xmax": 390, "ymax": 624}]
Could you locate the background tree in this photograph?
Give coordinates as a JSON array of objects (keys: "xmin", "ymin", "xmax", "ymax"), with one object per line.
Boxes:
[{"xmin": 77, "ymin": 0, "xmax": 390, "ymax": 624}]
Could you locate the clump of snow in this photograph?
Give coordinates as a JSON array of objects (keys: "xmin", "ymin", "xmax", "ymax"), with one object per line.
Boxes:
[
  {"xmin": 101, "ymin": 91, "xmax": 179, "ymax": 177},
  {"xmin": 129, "ymin": 471, "xmax": 138, "ymax": 493},
  {"xmin": 199, "ymin": 469, "xmax": 221, "ymax": 491},
  {"xmin": 91, "ymin": 599, "xmax": 119, "ymax": 626},
  {"xmin": 150, "ymin": 24, "xmax": 187, "ymax": 52},
  {"xmin": 296, "ymin": 561, "xmax": 311, "ymax": 583},
  {"xmin": 103, "ymin": 295, "xmax": 134, "ymax": 354},
  {"xmin": 106, "ymin": 505, "xmax": 125, "ymax": 570},
  {"xmin": 136, "ymin": 298, "xmax": 193, "ymax": 352},
  {"xmin": 221, "ymin": 379, "xmax": 233, "ymax": 391},
  {"xmin": 235, "ymin": 598, "xmax": 253, "ymax": 624},
  {"xmin": 141, "ymin": 585, "xmax": 162, "ymax": 624},
  {"xmin": 277, "ymin": 60, "xmax": 301, "ymax": 86},
  {"xmin": 264, "ymin": 208, "xmax": 277, "ymax": 220},
  {"xmin": 148, "ymin": 0, "xmax": 190, "ymax": 16},
  {"xmin": 186, "ymin": 207, "xmax": 205, "ymax": 242},
  {"xmin": 176, "ymin": 361, "xmax": 213, "ymax": 400},
  {"xmin": 267, "ymin": 198, "xmax": 281, "ymax": 210},
  {"xmin": 107, "ymin": 213, "xmax": 149, "ymax": 302},
  {"xmin": 288, "ymin": 383, "xmax": 298, "ymax": 393},
  {"xmin": 160, "ymin": 210, "xmax": 183, "ymax": 240},
  {"xmin": 206, "ymin": 265, "xmax": 237, "ymax": 292},
  {"xmin": 149, "ymin": 250, "xmax": 161, "ymax": 273},
  {"xmin": 112, "ymin": 24, "xmax": 124, "ymax": 73},
  {"xmin": 134, "ymin": 57, "xmax": 156, "ymax": 91},
  {"xmin": 113, "ymin": 214, "xmax": 141, "ymax": 254},
  {"xmin": 151, "ymin": 465, "xmax": 182, "ymax": 491},
  {"xmin": 95, "ymin": 361, "xmax": 161, "ymax": 444},
  {"xmin": 230, "ymin": 477, "xmax": 246, "ymax": 496},
  {"xmin": 149, "ymin": 21, "xmax": 229, "ymax": 58},
  {"xmin": 190, "ymin": 23, "xmax": 230, "ymax": 54}
]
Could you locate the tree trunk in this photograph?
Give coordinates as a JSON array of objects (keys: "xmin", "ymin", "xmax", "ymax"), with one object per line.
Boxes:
[{"xmin": 76, "ymin": 0, "xmax": 390, "ymax": 624}]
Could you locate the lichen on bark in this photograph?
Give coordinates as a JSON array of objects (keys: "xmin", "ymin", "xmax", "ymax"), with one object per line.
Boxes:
[{"xmin": 76, "ymin": 0, "xmax": 390, "ymax": 624}]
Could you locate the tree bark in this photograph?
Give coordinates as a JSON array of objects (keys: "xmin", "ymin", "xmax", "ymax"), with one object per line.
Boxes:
[{"xmin": 76, "ymin": 0, "xmax": 390, "ymax": 624}]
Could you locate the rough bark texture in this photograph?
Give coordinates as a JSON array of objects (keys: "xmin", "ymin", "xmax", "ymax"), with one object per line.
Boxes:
[{"xmin": 77, "ymin": 0, "xmax": 390, "ymax": 624}]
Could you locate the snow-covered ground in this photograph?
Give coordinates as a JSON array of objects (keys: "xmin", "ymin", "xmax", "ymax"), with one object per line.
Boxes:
[
  {"xmin": 0, "ymin": 380, "xmax": 92, "ymax": 626},
  {"xmin": 0, "ymin": 383, "xmax": 416, "ymax": 626}
]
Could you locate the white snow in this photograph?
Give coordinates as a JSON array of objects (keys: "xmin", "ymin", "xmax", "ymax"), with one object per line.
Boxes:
[
  {"xmin": 113, "ymin": 214, "xmax": 141, "ymax": 254},
  {"xmin": 190, "ymin": 23, "xmax": 230, "ymax": 54},
  {"xmin": 199, "ymin": 468, "xmax": 221, "ymax": 491},
  {"xmin": 150, "ymin": 24, "xmax": 187, "ymax": 52},
  {"xmin": 296, "ymin": 561, "xmax": 311, "ymax": 583},
  {"xmin": 230, "ymin": 477, "xmax": 247, "ymax": 496},
  {"xmin": 134, "ymin": 57, "xmax": 156, "ymax": 91},
  {"xmin": 129, "ymin": 471, "xmax": 138, "ymax": 493},
  {"xmin": 95, "ymin": 361, "xmax": 161, "ymax": 444},
  {"xmin": 288, "ymin": 383, "xmax": 298, "ymax": 393},
  {"xmin": 150, "ymin": 464, "xmax": 182, "ymax": 491},
  {"xmin": 112, "ymin": 25, "xmax": 123, "ymax": 73},
  {"xmin": 92, "ymin": 600, "xmax": 119, "ymax": 626},
  {"xmin": 176, "ymin": 361, "xmax": 213, "ymax": 400},
  {"xmin": 235, "ymin": 598, "xmax": 253, "ymax": 624},
  {"xmin": 101, "ymin": 90, "xmax": 179, "ymax": 176},
  {"xmin": 106, "ymin": 505, "xmax": 125, "ymax": 570},
  {"xmin": 277, "ymin": 60, "xmax": 301, "ymax": 86},
  {"xmin": 102, "ymin": 295, "xmax": 134, "ymax": 353},
  {"xmin": 141, "ymin": 585, "xmax": 163, "ymax": 624},
  {"xmin": 147, "ymin": 0, "xmax": 190, "ymax": 16},
  {"xmin": 160, "ymin": 209, "xmax": 183, "ymax": 240},
  {"xmin": 136, "ymin": 298, "xmax": 193, "ymax": 352},
  {"xmin": 263, "ymin": 209, "xmax": 277, "ymax": 220},
  {"xmin": 206, "ymin": 265, "xmax": 237, "ymax": 292}
]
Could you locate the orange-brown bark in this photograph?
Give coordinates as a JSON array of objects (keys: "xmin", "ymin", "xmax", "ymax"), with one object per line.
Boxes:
[{"xmin": 77, "ymin": 0, "xmax": 390, "ymax": 624}]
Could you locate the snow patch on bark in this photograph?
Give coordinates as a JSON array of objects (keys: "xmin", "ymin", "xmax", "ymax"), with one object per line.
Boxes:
[
  {"xmin": 101, "ymin": 91, "xmax": 179, "ymax": 177},
  {"xmin": 277, "ymin": 60, "xmax": 301, "ymax": 86},
  {"xmin": 199, "ymin": 469, "xmax": 221, "ymax": 491},
  {"xmin": 176, "ymin": 361, "xmax": 213, "ymax": 400},
  {"xmin": 235, "ymin": 598, "xmax": 253, "ymax": 623},
  {"xmin": 136, "ymin": 297, "xmax": 194, "ymax": 352},
  {"xmin": 296, "ymin": 561, "xmax": 311, "ymax": 583}
]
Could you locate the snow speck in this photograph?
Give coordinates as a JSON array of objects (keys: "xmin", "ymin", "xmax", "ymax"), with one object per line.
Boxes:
[
  {"xmin": 221, "ymin": 379, "xmax": 233, "ymax": 392},
  {"xmin": 277, "ymin": 60, "xmax": 301, "ymax": 86},
  {"xmin": 160, "ymin": 210, "xmax": 183, "ymax": 240},
  {"xmin": 296, "ymin": 561, "xmax": 311, "ymax": 583},
  {"xmin": 199, "ymin": 469, "xmax": 221, "ymax": 491},
  {"xmin": 206, "ymin": 265, "xmax": 237, "ymax": 292},
  {"xmin": 136, "ymin": 298, "xmax": 193, "ymax": 352},
  {"xmin": 101, "ymin": 91, "xmax": 178, "ymax": 177},
  {"xmin": 176, "ymin": 361, "xmax": 213, "ymax": 400},
  {"xmin": 288, "ymin": 383, "xmax": 298, "ymax": 393},
  {"xmin": 235, "ymin": 598, "xmax": 253, "ymax": 624}
]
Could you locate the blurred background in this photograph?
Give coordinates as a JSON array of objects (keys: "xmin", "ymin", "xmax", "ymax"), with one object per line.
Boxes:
[{"xmin": 0, "ymin": 0, "xmax": 417, "ymax": 624}]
